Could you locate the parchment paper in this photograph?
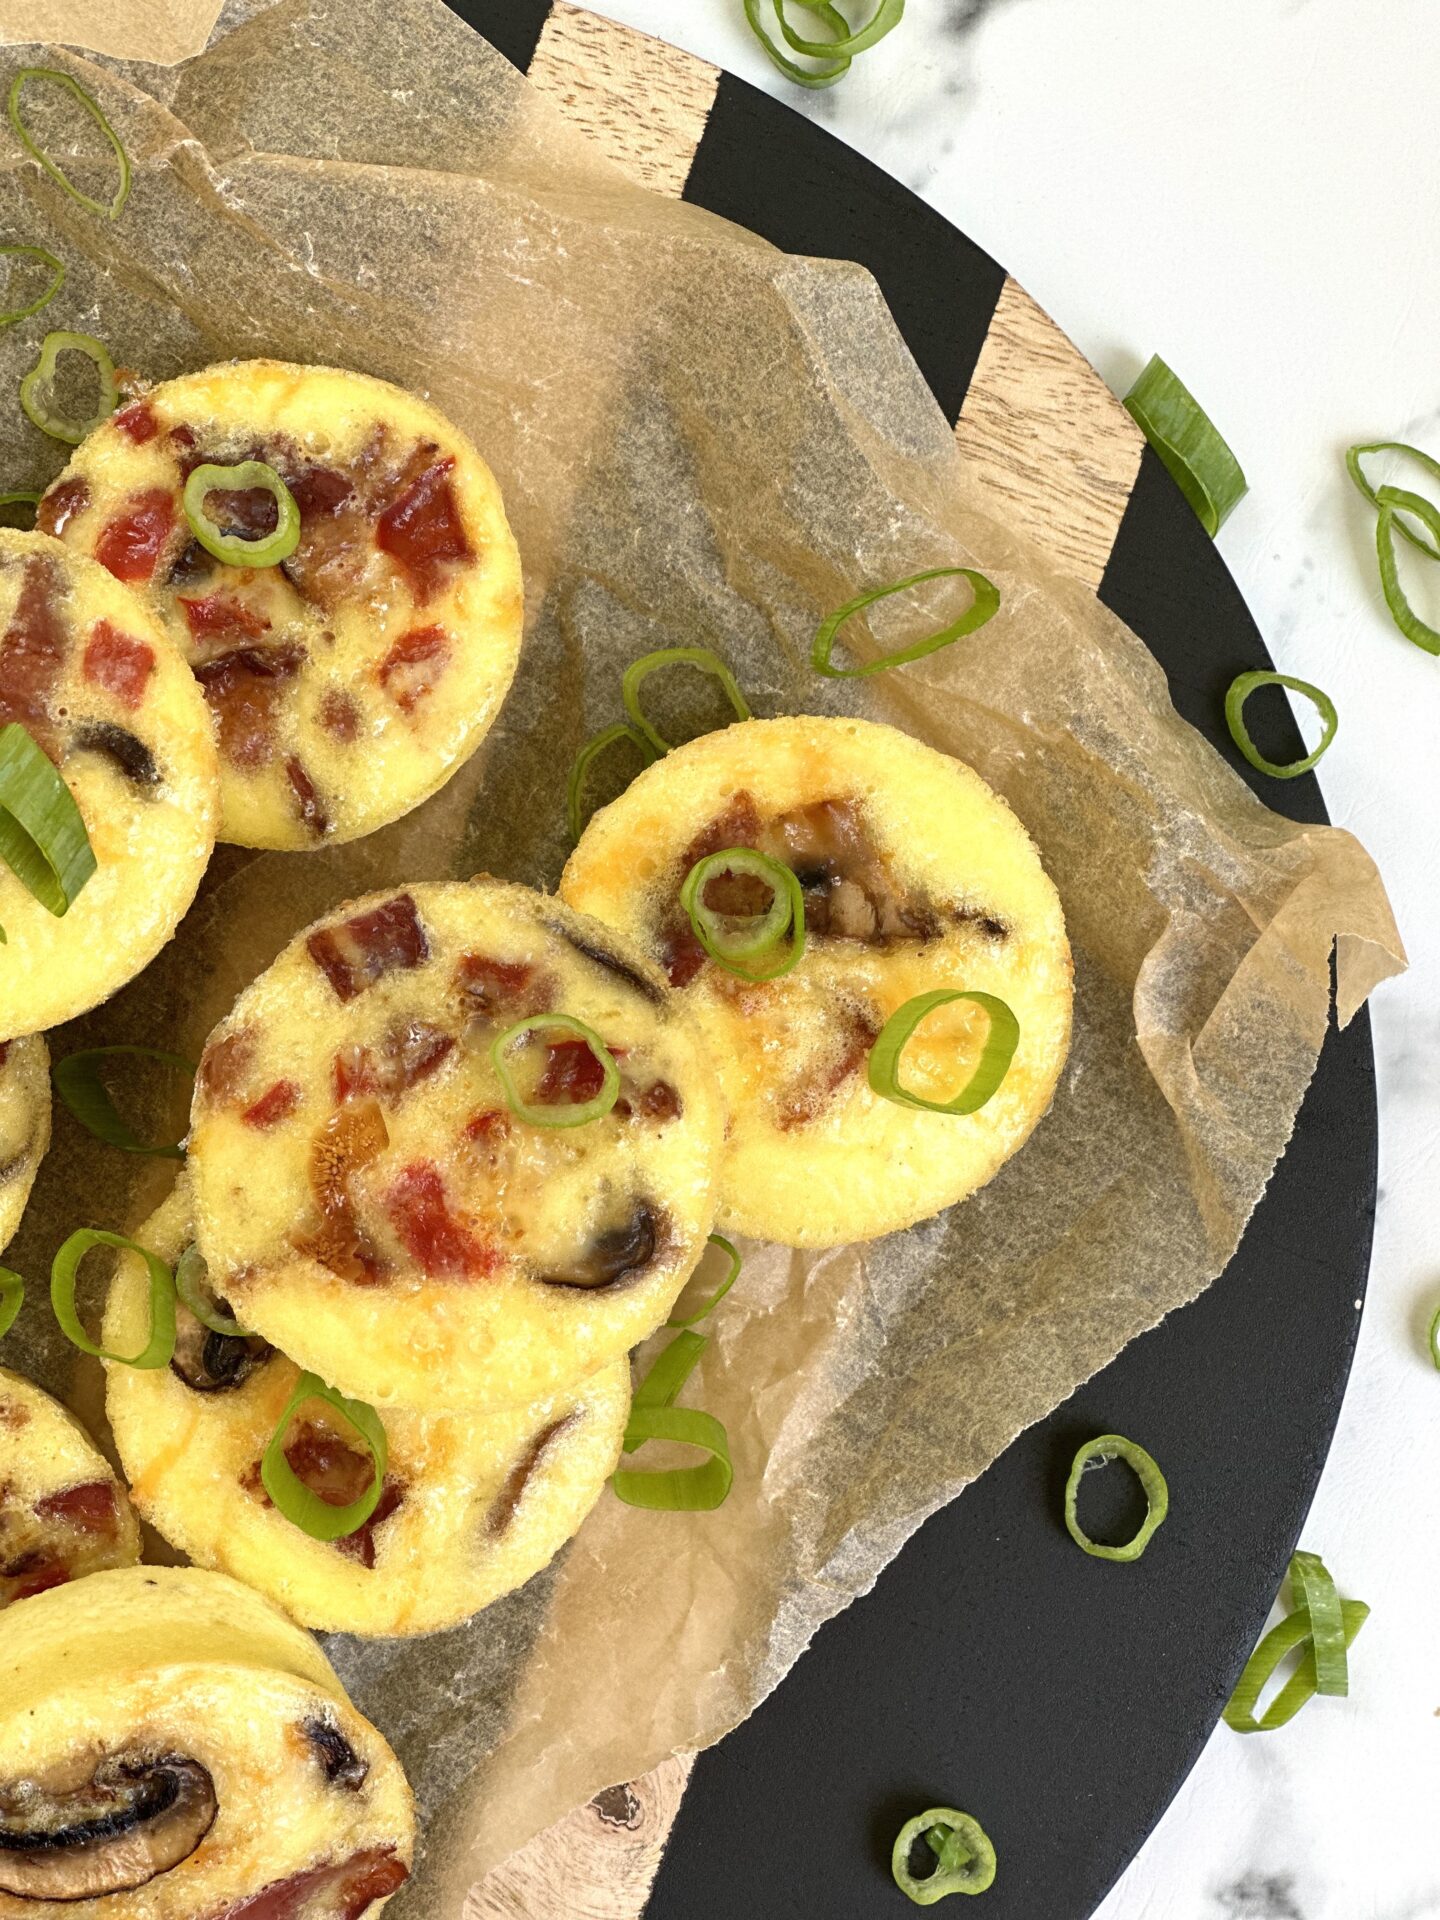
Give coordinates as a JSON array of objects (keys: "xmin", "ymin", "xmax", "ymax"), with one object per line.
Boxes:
[{"xmin": 0, "ymin": 3, "xmax": 1405, "ymax": 1912}]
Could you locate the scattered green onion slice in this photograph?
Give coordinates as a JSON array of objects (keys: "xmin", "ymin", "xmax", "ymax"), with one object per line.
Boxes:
[
  {"xmin": 868, "ymin": 989, "xmax": 1018, "ymax": 1116},
  {"xmin": 0, "ymin": 491, "xmax": 41, "ymax": 529},
  {"xmin": 612, "ymin": 1328, "xmax": 733, "ymax": 1511},
  {"xmin": 1373, "ymin": 485, "xmax": 1440, "ymax": 656},
  {"xmin": 19, "ymin": 330, "xmax": 118, "ymax": 445},
  {"xmin": 812, "ymin": 566, "xmax": 1000, "ymax": 679},
  {"xmin": 1223, "ymin": 1589, "xmax": 1369, "ymax": 1734},
  {"xmin": 566, "ymin": 721, "xmax": 655, "ymax": 843},
  {"xmin": 1223, "ymin": 671, "xmax": 1338, "ymax": 780},
  {"xmin": 1429, "ymin": 1300, "xmax": 1440, "ymax": 1371},
  {"xmin": 1063, "ymin": 1434, "xmax": 1169, "ymax": 1563},
  {"xmin": 174, "ymin": 1243, "xmax": 248, "ymax": 1340},
  {"xmin": 0, "ymin": 1268, "xmax": 22, "ymax": 1340},
  {"xmin": 182, "ymin": 460, "xmax": 300, "ymax": 569},
  {"xmin": 7, "ymin": 68, "xmax": 132, "ymax": 222},
  {"xmin": 621, "ymin": 646, "xmax": 752, "ymax": 757},
  {"xmin": 891, "ymin": 1808, "xmax": 997, "ymax": 1903},
  {"xmin": 262, "ymin": 1371, "xmax": 387, "ymax": 1542},
  {"xmin": 743, "ymin": 0, "xmax": 852, "ymax": 86},
  {"xmin": 634, "ymin": 1327, "xmax": 708, "ymax": 1411},
  {"xmin": 0, "ymin": 245, "xmax": 64, "ymax": 328},
  {"xmin": 680, "ymin": 847, "xmax": 805, "ymax": 983},
  {"xmin": 775, "ymin": 0, "xmax": 905, "ymax": 58},
  {"xmin": 1124, "ymin": 354, "xmax": 1248, "ymax": 537},
  {"xmin": 51, "ymin": 1228, "xmax": 175, "ymax": 1369},
  {"xmin": 668, "ymin": 1233, "xmax": 742, "ymax": 1328},
  {"xmin": 1288, "ymin": 1549, "xmax": 1347, "ymax": 1697},
  {"xmin": 491, "ymin": 1014, "xmax": 620, "ymax": 1129},
  {"xmin": 1346, "ymin": 442, "xmax": 1440, "ymax": 560},
  {"xmin": 53, "ymin": 1045, "xmax": 193, "ymax": 1159},
  {"xmin": 0, "ymin": 721, "xmax": 97, "ymax": 944}
]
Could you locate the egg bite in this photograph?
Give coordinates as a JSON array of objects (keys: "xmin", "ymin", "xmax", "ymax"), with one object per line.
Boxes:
[
  {"xmin": 0, "ymin": 1564, "xmax": 413, "ymax": 1914},
  {"xmin": 0, "ymin": 530, "xmax": 219, "ymax": 1044},
  {"xmin": 40, "ymin": 360, "xmax": 524, "ymax": 851},
  {"xmin": 105, "ymin": 1176, "xmax": 629, "ymax": 1636},
  {"xmin": 0, "ymin": 1036, "xmax": 49, "ymax": 1254},
  {"xmin": 186, "ymin": 879, "xmax": 721, "ymax": 1411},
  {"xmin": 561, "ymin": 715, "xmax": 1073, "ymax": 1247},
  {"xmin": 0, "ymin": 1366, "xmax": 140, "ymax": 1609}
]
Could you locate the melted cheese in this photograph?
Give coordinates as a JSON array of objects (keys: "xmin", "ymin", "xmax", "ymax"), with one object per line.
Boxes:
[{"xmin": 0, "ymin": 1036, "xmax": 48, "ymax": 1254}]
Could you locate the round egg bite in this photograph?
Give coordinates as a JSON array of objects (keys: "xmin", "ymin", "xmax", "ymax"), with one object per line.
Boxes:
[
  {"xmin": 0, "ymin": 1035, "xmax": 49, "ymax": 1255},
  {"xmin": 561, "ymin": 715, "xmax": 1073, "ymax": 1247},
  {"xmin": 40, "ymin": 360, "xmax": 523, "ymax": 851},
  {"xmin": 106, "ymin": 1176, "xmax": 629, "ymax": 1637},
  {"xmin": 186, "ymin": 879, "xmax": 722, "ymax": 1411},
  {"xmin": 0, "ymin": 1366, "xmax": 140, "ymax": 1610},
  {"xmin": 0, "ymin": 531, "xmax": 219, "ymax": 1044},
  {"xmin": 0, "ymin": 1565, "xmax": 413, "ymax": 1915}
]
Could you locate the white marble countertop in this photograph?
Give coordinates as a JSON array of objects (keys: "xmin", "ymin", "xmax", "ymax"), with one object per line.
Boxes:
[{"xmin": 578, "ymin": 3, "xmax": 1440, "ymax": 1914}]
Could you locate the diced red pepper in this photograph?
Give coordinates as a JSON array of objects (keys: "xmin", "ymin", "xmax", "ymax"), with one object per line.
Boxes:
[
  {"xmin": 376, "ymin": 624, "xmax": 449, "ymax": 713},
  {"xmin": 208, "ymin": 1849, "xmax": 409, "ymax": 1920},
  {"xmin": 193, "ymin": 644, "xmax": 304, "ymax": 769},
  {"xmin": 307, "ymin": 894, "xmax": 429, "ymax": 1002},
  {"xmin": 453, "ymin": 952, "xmax": 536, "ymax": 1016},
  {"xmin": 375, "ymin": 457, "xmax": 469, "ymax": 598},
  {"xmin": 386, "ymin": 1161, "xmax": 496, "ymax": 1279},
  {"xmin": 11, "ymin": 1562, "xmax": 69, "ymax": 1602},
  {"xmin": 285, "ymin": 756, "xmax": 330, "ymax": 838},
  {"xmin": 536, "ymin": 1037, "xmax": 607, "ymax": 1106},
  {"xmin": 35, "ymin": 475, "xmax": 90, "ymax": 537},
  {"xmin": 112, "ymin": 398, "xmax": 159, "ymax": 443},
  {"xmin": 33, "ymin": 1480, "xmax": 118, "ymax": 1534},
  {"xmin": 178, "ymin": 591, "xmax": 271, "ymax": 641},
  {"xmin": 241, "ymin": 1080, "xmax": 302, "ymax": 1130},
  {"xmin": 94, "ymin": 488, "xmax": 175, "ymax": 583},
  {"xmin": 82, "ymin": 620, "xmax": 154, "ymax": 710},
  {"xmin": 0, "ymin": 554, "xmax": 66, "ymax": 753}
]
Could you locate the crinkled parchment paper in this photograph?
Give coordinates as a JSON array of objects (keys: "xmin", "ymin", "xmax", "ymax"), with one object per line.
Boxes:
[{"xmin": 0, "ymin": 1, "xmax": 1405, "ymax": 1911}]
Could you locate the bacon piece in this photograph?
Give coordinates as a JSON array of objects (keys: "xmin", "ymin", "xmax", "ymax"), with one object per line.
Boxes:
[
  {"xmin": 386, "ymin": 1161, "xmax": 495, "ymax": 1279},
  {"xmin": 0, "ymin": 1044, "xmax": 8, "ymax": 1070},
  {"xmin": 33, "ymin": 1480, "xmax": 118, "ymax": 1534},
  {"xmin": 281, "ymin": 1421, "xmax": 376, "ymax": 1506},
  {"xmin": 293, "ymin": 1100, "xmax": 389, "ymax": 1285},
  {"xmin": 288, "ymin": 465, "xmax": 353, "ymax": 519},
  {"xmin": 82, "ymin": 620, "xmax": 154, "ymax": 710},
  {"xmin": 485, "ymin": 1417, "xmax": 575, "ymax": 1536},
  {"xmin": 241, "ymin": 1080, "xmax": 302, "ymax": 1130},
  {"xmin": 208, "ymin": 1848, "xmax": 409, "ymax": 1920},
  {"xmin": 0, "ymin": 553, "xmax": 66, "ymax": 755},
  {"xmin": 197, "ymin": 1028, "xmax": 257, "ymax": 1107},
  {"xmin": 193, "ymin": 643, "xmax": 304, "ymax": 769},
  {"xmin": 35, "ymin": 475, "xmax": 90, "ymax": 538},
  {"xmin": 113, "ymin": 398, "xmax": 159, "ymax": 443},
  {"xmin": 661, "ymin": 930, "xmax": 706, "ymax": 989},
  {"xmin": 376, "ymin": 624, "xmax": 449, "ymax": 713},
  {"xmin": 774, "ymin": 797, "xmax": 942, "ymax": 943},
  {"xmin": 335, "ymin": 1481, "xmax": 404, "ymax": 1570},
  {"xmin": 375, "ymin": 457, "xmax": 470, "ymax": 599},
  {"xmin": 166, "ymin": 536, "xmax": 212, "ymax": 588},
  {"xmin": 285, "ymin": 756, "xmax": 330, "ymax": 838},
  {"xmin": 378, "ymin": 1020, "xmax": 454, "ymax": 1095},
  {"xmin": 632, "ymin": 1079, "xmax": 682, "ymax": 1122},
  {"xmin": 307, "ymin": 894, "xmax": 429, "ymax": 1003},
  {"xmin": 281, "ymin": 506, "xmax": 370, "ymax": 609},
  {"xmin": 319, "ymin": 687, "xmax": 361, "ymax": 742},
  {"xmin": 179, "ymin": 591, "xmax": 271, "ymax": 641},
  {"xmin": 536, "ymin": 1037, "xmax": 607, "ymax": 1107},
  {"xmin": 452, "ymin": 951, "xmax": 539, "ymax": 1018},
  {"xmin": 463, "ymin": 1107, "xmax": 511, "ymax": 1159},
  {"xmin": 331, "ymin": 1044, "xmax": 377, "ymax": 1104},
  {"xmin": 11, "ymin": 1561, "xmax": 70, "ymax": 1602},
  {"xmin": 777, "ymin": 1006, "xmax": 880, "ymax": 1131},
  {"xmin": 659, "ymin": 792, "xmax": 766, "ymax": 986},
  {"xmin": 203, "ymin": 481, "xmax": 278, "ymax": 538},
  {"xmin": 95, "ymin": 488, "xmax": 175, "ymax": 583}
]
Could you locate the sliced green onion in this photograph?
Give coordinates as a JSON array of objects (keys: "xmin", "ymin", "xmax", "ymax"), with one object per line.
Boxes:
[
  {"xmin": 491, "ymin": 1014, "xmax": 620, "ymax": 1128},
  {"xmin": 182, "ymin": 460, "xmax": 300, "ymax": 569},
  {"xmin": 0, "ymin": 721, "xmax": 97, "ymax": 944},
  {"xmin": 1288, "ymin": 1549, "xmax": 1347, "ymax": 1697},
  {"xmin": 680, "ymin": 847, "xmax": 805, "ymax": 983},
  {"xmin": 668, "ymin": 1233, "xmax": 742, "ymax": 1329},
  {"xmin": 1223, "ymin": 1594, "xmax": 1369, "ymax": 1734},
  {"xmin": 634, "ymin": 1327, "xmax": 708, "ymax": 1410},
  {"xmin": 53, "ymin": 1045, "xmax": 193, "ymax": 1159},
  {"xmin": 743, "ymin": 0, "xmax": 852, "ymax": 86},
  {"xmin": 19, "ymin": 330, "xmax": 118, "ymax": 445},
  {"xmin": 1429, "ymin": 1300, "xmax": 1440, "ymax": 1370},
  {"xmin": 174, "ymin": 1243, "xmax": 248, "ymax": 1340},
  {"xmin": 566, "ymin": 721, "xmax": 655, "ymax": 842},
  {"xmin": 261, "ymin": 1370, "xmax": 387, "ymax": 1542},
  {"xmin": 1346, "ymin": 442, "xmax": 1440, "ymax": 560},
  {"xmin": 1063, "ymin": 1434, "xmax": 1169, "ymax": 1563},
  {"xmin": 612, "ymin": 1328, "xmax": 733, "ymax": 1511},
  {"xmin": 0, "ymin": 245, "xmax": 64, "ymax": 328},
  {"xmin": 0, "ymin": 1268, "xmax": 22, "ymax": 1339},
  {"xmin": 51, "ymin": 1228, "xmax": 175, "ymax": 1369},
  {"xmin": 891, "ymin": 1808, "xmax": 996, "ymax": 1903},
  {"xmin": 7, "ymin": 68, "xmax": 132, "ymax": 222},
  {"xmin": 868, "ymin": 989, "xmax": 1018, "ymax": 1116},
  {"xmin": 0, "ymin": 491, "xmax": 41, "ymax": 529},
  {"xmin": 1374, "ymin": 485, "xmax": 1440, "ymax": 655},
  {"xmin": 812, "ymin": 566, "xmax": 1000, "ymax": 679},
  {"xmin": 776, "ymin": 0, "xmax": 905, "ymax": 57},
  {"xmin": 1124, "ymin": 354, "xmax": 1248, "ymax": 537},
  {"xmin": 1224, "ymin": 671, "xmax": 1338, "ymax": 780},
  {"xmin": 621, "ymin": 646, "xmax": 752, "ymax": 757}
]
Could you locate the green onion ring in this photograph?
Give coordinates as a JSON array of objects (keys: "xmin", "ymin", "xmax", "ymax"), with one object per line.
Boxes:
[
  {"xmin": 182, "ymin": 460, "xmax": 301, "ymax": 569},
  {"xmin": 891, "ymin": 1808, "xmax": 997, "ymax": 1903},
  {"xmin": 1346, "ymin": 441, "xmax": 1440, "ymax": 560},
  {"xmin": 1223, "ymin": 1594, "xmax": 1369, "ymax": 1734},
  {"xmin": 0, "ymin": 491, "xmax": 41, "ymax": 528},
  {"xmin": 680, "ymin": 847, "xmax": 806, "ymax": 983},
  {"xmin": 621, "ymin": 645, "xmax": 752, "ymax": 757},
  {"xmin": 174, "ymin": 1243, "xmax": 249, "ymax": 1340},
  {"xmin": 0, "ymin": 245, "xmax": 64, "ymax": 328},
  {"xmin": 743, "ymin": 0, "xmax": 852, "ymax": 85},
  {"xmin": 1289, "ymin": 1549, "xmax": 1347, "ymax": 1697},
  {"xmin": 1124, "ymin": 354, "xmax": 1248, "ymax": 537},
  {"xmin": 668, "ymin": 1234, "xmax": 742, "ymax": 1329},
  {"xmin": 1063, "ymin": 1434, "xmax": 1169, "ymax": 1563},
  {"xmin": 261, "ymin": 1370, "xmax": 388, "ymax": 1542},
  {"xmin": 1374, "ymin": 485, "xmax": 1440, "ymax": 655},
  {"xmin": 566, "ymin": 721, "xmax": 656, "ymax": 843},
  {"xmin": 1429, "ymin": 1300, "xmax": 1440, "ymax": 1371},
  {"xmin": 1223, "ymin": 671, "xmax": 1338, "ymax": 780},
  {"xmin": 868, "ymin": 989, "xmax": 1018, "ymax": 1116},
  {"xmin": 52, "ymin": 1045, "xmax": 193, "ymax": 1159},
  {"xmin": 491, "ymin": 1014, "xmax": 620, "ymax": 1129},
  {"xmin": 612, "ymin": 1328, "xmax": 733, "ymax": 1511},
  {"xmin": 0, "ymin": 722, "xmax": 97, "ymax": 945},
  {"xmin": 0, "ymin": 1268, "xmax": 22, "ymax": 1340},
  {"xmin": 7, "ymin": 68, "xmax": 132, "ymax": 222},
  {"xmin": 812, "ymin": 565, "xmax": 1000, "ymax": 679},
  {"xmin": 635, "ymin": 1327, "xmax": 708, "ymax": 1411},
  {"xmin": 51, "ymin": 1228, "xmax": 175, "ymax": 1369},
  {"xmin": 18, "ymin": 330, "xmax": 118, "ymax": 445},
  {"xmin": 775, "ymin": 0, "xmax": 905, "ymax": 57}
]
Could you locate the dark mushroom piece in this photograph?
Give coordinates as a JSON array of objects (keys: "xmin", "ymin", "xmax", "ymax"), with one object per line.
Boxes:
[
  {"xmin": 69, "ymin": 722, "xmax": 161, "ymax": 789},
  {"xmin": 540, "ymin": 1201, "xmax": 662, "ymax": 1291},
  {"xmin": 299, "ymin": 1719, "xmax": 369, "ymax": 1793},
  {"xmin": 550, "ymin": 925, "xmax": 664, "ymax": 1006},
  {"xmin": 170, "ymin": 1303, "xmax": 274, "ymax": 1396},
  {"xmin": 0, "ymin": 1753, "xmax": 217, "ymax": 1901}
]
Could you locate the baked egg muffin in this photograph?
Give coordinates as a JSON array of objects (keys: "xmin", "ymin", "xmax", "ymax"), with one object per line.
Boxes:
[
  {"xmin": 186, "ymin": 879, "xmax": 722, "ymax": 1410},
  {"xmin": 0, "ymin": 1036, "xmax": 49, "ymax": 1255},
  {"xmin": 0, "ymin": 530, "xmax": 219, "ymax": 1043},
  {"xmin": 40, "ymin": 360, "xmax": 523, "ymax": 850},
  {"xmin": 561, "ymin": 715, "xmax": 1072, "ymax": 1246}
]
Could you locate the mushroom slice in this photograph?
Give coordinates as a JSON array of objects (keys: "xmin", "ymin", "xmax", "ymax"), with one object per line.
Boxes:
[
  {"xmin": 0, "ymin": 1752, "xmax": 217, "ymax": 1900},
  {"xmin": 170, "ymin": 1307, "xmax": 274, "ymax": 1395},
  {"xmin": 540, "ymin": 1201, "xmax": 662, "ymax": 1291}
]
